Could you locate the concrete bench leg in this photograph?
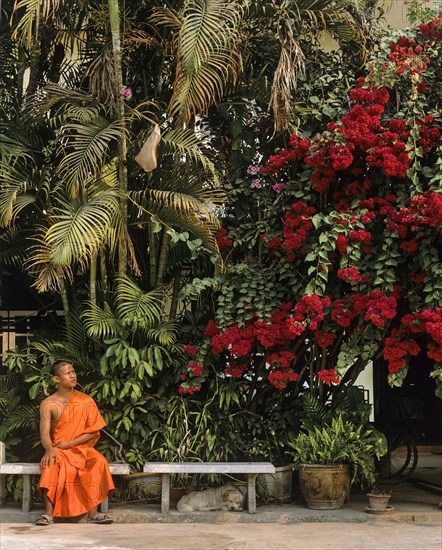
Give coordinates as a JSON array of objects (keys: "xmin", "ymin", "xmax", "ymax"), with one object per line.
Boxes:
[
  {"xmin": 246, "ymin": 473, "xmax": 257, "ymax": 514},
  {"xmin": 161, "ymin": 473, "xmax": 170, "ymax": 513},
  {"xmin": 101, "ymin": 497, "xmax": 109, "ymax": 513},
  {"xmin": 0, "ymin": 474, "xmax": 5, "ymax": 506},
  {"xmin": 22, "ymin": 474, "xmax": 32, "ymax": 513}
]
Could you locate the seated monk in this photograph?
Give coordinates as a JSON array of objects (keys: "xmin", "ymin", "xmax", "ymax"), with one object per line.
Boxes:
[{"xmin": 36, "ymin": 360, "xmax": 115, "ymax": 525}]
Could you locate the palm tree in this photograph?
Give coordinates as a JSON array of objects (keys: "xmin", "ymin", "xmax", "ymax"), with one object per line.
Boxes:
[{"xmin": 0, "ymin": 0, "xmax": 386, "ymax": 340}]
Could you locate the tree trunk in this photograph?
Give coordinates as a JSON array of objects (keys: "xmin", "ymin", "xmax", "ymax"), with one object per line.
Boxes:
[
  {"xmin": 100, "ymin": 248, "xmax": 109, "ymax": 298},
  {"xmin": 148, "ymin": 223, "xmax": 158, "ymax": 288},
  {"xmin": 90, "ymin": 252, "xmax": 98, "ymax": 306},
  {"xmin": 169, "ymin": 270, "xmax": 181, "ymax": 320},
  {"xmin": 58, "ymin": 276, "xmax": 72, "ymax": 342},
  {"xmin": 156, "ymin": 231, "xmax": 171, "ymax": 285},
  {"xmin": 108, "ymin": 0, "xmax": 128, "ymax": 276}
]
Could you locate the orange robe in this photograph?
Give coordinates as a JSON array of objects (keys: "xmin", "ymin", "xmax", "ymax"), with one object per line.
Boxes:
[{"xmin": 39, "ymin": 389, "xmax": 115, "ymax": 517}]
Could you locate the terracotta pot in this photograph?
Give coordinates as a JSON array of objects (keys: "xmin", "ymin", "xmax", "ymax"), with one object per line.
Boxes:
[
  {"xmin": 367, "ymin": 492, "xmax": 391, "ymax": 511},
  {"xmin": 298, "ymin": 464, "xmax": 351, "ymax": 510}
]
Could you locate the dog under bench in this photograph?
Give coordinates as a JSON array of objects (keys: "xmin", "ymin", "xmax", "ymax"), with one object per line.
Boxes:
[{"xmin": 142, "ymin": 461, "xmax": 275, "ymax": 514}]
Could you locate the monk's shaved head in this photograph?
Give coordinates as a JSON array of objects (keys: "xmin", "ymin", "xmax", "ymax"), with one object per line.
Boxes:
[{"xmin": 52, "ymin": 360, "xmax": 72, "ymax": 377}]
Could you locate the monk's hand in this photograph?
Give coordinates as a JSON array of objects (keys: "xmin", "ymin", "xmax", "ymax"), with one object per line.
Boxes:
[
  {"xmin": 41, "ymin": 449, "xmax": 59, "ymax": 468},
  {"xmin": 53, "ymin": 440, "xmax": 72, "ymax": 450}
]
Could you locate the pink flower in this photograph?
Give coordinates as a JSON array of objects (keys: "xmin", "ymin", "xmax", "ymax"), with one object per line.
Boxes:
[
  {"xmin": 120, "ymin": 86, "xmax": 132, "ymax": 100},
  {"xmin": 272, "ymin": 183, "xmax": 285, "ymax": 193}
]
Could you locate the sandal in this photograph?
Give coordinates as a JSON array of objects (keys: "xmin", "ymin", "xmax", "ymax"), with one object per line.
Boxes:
[
  {"xmin": 87, "ymin": 513, "xmax": 113, "ymax": 524},
  {"xmin": 35, "ymin": 514, "xmax": 53, "ymax": 526}
]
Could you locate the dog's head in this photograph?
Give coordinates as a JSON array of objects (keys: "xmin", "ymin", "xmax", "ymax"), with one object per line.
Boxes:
[{"xmin": 222, "ymin": 488, "xmax": 245, "ymax": 511}]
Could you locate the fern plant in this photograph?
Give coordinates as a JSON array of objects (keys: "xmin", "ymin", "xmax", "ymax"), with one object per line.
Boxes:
[{"xmin": 288, "ymin": 413, "xmax": 386, "ymax": 489}]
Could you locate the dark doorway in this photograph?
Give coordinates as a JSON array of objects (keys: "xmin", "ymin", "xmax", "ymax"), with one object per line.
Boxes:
[{"xmin": 374, "ymin": 351, "xmax": 442, "ymax": 445}]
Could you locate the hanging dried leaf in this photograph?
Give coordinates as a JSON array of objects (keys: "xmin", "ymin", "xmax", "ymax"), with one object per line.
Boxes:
[{"xmin": 135, "ymin": 124, "xmax": 161, "ymax": 172}]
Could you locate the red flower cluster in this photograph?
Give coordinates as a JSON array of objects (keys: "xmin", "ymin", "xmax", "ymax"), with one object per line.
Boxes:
[
  {"xmin": 336, "ymin": 234, "xmax": 348, "ymax": 254},
  {"xmin": 185, "ymin": 362, "xmax": 203, "ymax": 377},
  {"xmin": 293, "ymin": 294, "xmax": 331, "ymax": 331},
  {"xmin": 268, "ymin": 370, "xmax": 298, "ymax": 389},
  {"xmin": 317, "ymin": 368, "xmax": 340, "ymax": 385},
  {"xmin": 178, "ymin": 385, "xmax": 201, "ymax": 395},
  {"xmin": 391, "ymin": 192, "xmax": 442, "ymax": 236},
  {"xmin": 364, "ymin": 290, "xmax": 397, "ymax": 328},
  {"xmin": 261, "ymin": 136, "xmax": 310, "ymax": 175},
  {"xmin": 280, "ymin": 202, "xmax": 316, "ymax": 261},
  {"xmin": 337, "ymin": 267, "xmax": 368, "ymax": 284},
  {"xmin": 204, "ymin": 320, "xmax": 219, "ymax": 337},
  {"xmin": 211, "ymin": 324, "xmax": 255, "ymax": 357},
  {"xmin": 331, "ymin": 291, "xmax": 397, "ymax": 328},
  {"xmin": 416, "ymin": 115, "xmax": 441, "ymax": 153},
  {"xmin": 267, "ymin": 351, "xmax": 296, "ymax": 368},
  {"xmin": 226, "ymin": 362, "xmax": 249, "ymax": 378},
  {"xmin": 265, "ymin": 235, "xmax": 282, "ymax": 250},
  {"xmin": 315, "ymin": 331, "xmax": 336, "ymax": 349},
  {"xmin": 384, "ymin": 308, "xmax": 442, "ymax": 373},
  {"xmin": 216, "ymin": 227, "xmax": 233, "ymax": 249},
  {"xmin": 418, "ymin": 13, "xmax": 442, "ymax": 42},
  {"xmin": 383, "ymin": 329, "xmax": 421, "ymax": 373},
  {"xmin": 387, "ymin": 35, "xmax": 430, "ymax": 76},
  {"xmin": 410, "ymin": 270, "xmax": 426, "ymax": 284},
  {"xmin": 183, "ymin": 345, "xmax": 199, "ymax": 356},
  {"xmin": 349, "ymin": 229, "xmax": 372, "ymax": 243}
]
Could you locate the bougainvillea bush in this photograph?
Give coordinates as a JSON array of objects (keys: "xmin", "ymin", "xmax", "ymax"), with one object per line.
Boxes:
[{"xmin": 179, "ymin": 13, "xmax": 442, "ymax": 420}]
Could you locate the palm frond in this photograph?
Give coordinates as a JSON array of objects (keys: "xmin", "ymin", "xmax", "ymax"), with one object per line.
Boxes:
[
  {"xmin": 150, "ymin": 6, "xmax": 182, "ymax": 30},
  {"xmin": 161, "ymin": 128, "xmax": 221, "ymax": 186},
  {"xmin": 129, "ymin": 189, "xmax": 221, "ymax": 262},
  {"xmin": 0, "ymin": 227, "xmax": 30, "ymax": 268},
  {"xmin": 26, "ymin": 84, "xmax": 97, "ymax": 120},
  {"xmin": 44, "ymin": 188, "xmax": 121, "ymax": 267},
  {"xmin": 0, "ymin": 404, "xmax": 40, "ymax": 434},
  {"xmin": 26, "ymin": 232, "xmax": 74, "ymax": 292},
  {"xmin": 82, "ymin": 301, "xmax": 123, "ymax": 340},
  {"xmin": 56, "ymin": 116, "xmax": 126, "ymax": 197},
  {"xmin": 115, "ymin": 275, "xmax": 164, "ymax": 330},
  {"xmin": 168, "ymin": 0, "xmax": 244, "ymax": 122},
  {"xmin": 270, "ymin": 35, "xmax": 305, "ymax": 132},
  {"xmin": 145, "ymin": 321, "xmax": 179, "ymax": 346}
]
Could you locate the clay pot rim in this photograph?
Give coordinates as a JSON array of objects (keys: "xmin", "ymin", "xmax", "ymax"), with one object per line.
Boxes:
[{"xmin": 298, "ymin": 463, "xmax": 349, "ymax": 469}]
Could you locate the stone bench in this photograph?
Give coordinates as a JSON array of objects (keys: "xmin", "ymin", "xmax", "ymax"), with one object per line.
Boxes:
[
  {"xmin": 143, "ymin": 461, "xmax": 275, "ymax": 514},
  {"xmin": 0, "ymin": 441, "xmax": 130, "ymax": 513}
]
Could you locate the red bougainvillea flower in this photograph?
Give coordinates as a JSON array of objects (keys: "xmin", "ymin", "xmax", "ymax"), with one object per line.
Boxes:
[
  {"xmin": 183, "ymin": 345, "xmax": 199, "ymax": 356},
  {"xmin": 268, "ymin": 370, "xmax": 298, "ymax": 389},
  {"xmin": 216, "ymin": 227, "xmax": 233, "ymax": 249},
  {"xmin": 185, "ymin": 362, "xmax": 203, "ymax": 377},
  {"xmin": 204, "ymin": 320, "xmax": 219, "ymax": 337},
  {"xmin": 267, "ymin": 351, "xmax": 296, "ymax": 368},
  {"xmin": 315, "ymin": 331, "xmax": 336, "ymax": 348},
  {"xmin": 179, "ymin": 385, "xmax": 201, "ymax": 395},
  {"xmin": 317, "ymin": 369, "xmax": 341, "ymax": 385}
]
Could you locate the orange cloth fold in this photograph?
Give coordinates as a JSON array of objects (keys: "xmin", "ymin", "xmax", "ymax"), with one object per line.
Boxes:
[{"xmin": 39, "ymin": 390, "xmax": 115, "ymax": 517}]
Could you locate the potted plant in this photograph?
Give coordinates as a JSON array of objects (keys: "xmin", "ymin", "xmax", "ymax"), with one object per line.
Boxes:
[
  {"xmin": 289, "ymin": 413, "xmax": 386, "ymax": 510},
  {"xmin": 366, "ymin": 488, "xmax": 392, "ymax": 513}
]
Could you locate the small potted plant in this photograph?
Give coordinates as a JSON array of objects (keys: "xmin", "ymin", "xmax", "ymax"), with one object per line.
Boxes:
[{"xmin": 366, "ymin": 488, "xmax": 393, "ymax": 513}]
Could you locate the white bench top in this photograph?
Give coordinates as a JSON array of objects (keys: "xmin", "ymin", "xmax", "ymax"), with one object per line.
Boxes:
[
  {"xmin": 0, "ymin": 462, "xmax": 130, "ymax": 475},
  {"xmin": 143, "ymin": 462, "xmax": 275, "ymax": 474}
]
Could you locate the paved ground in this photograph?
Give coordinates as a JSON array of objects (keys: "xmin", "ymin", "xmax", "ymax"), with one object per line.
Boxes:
[
  {"xmin": 1, "ymin": 521, "xmax": 441, "ymax": 550},
  {"xmin": 1, "ymin": 453, "xmax": 441, "ymax": 549}
]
